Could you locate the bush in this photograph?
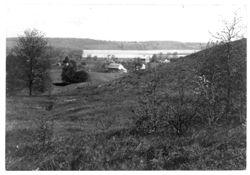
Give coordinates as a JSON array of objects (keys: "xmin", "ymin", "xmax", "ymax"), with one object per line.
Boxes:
[
  {"xmin": 71, "ymin": 71, "xmax": 89, "ymax": 83},
  {"xmin": 196, "ymin": 40, "xmax": 246, "ymax": 125},
  {"xmin": 35, "ymin": 115, "xmax": 54, "ymax": 148},
  {"xmin": 61, "ymin": 59, "xmax": 88, "ymax": 83}
]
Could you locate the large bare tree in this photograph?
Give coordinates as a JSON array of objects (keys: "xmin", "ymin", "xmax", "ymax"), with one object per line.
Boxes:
[
  {"xmin": 198, "ymin": 13, "xmax": 246, "ymax": 123},
  {"xmin": 15, "ymin": 29, "xmax": 49, "ymax": 96},
  {"xmin": 213, "ymin": 14, "xmax": 244, "ymax": 118}
]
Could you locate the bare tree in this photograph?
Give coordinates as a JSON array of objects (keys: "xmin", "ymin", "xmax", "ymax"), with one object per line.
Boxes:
[
  {"xmin": 15, "ymin": 29, "xmax": 48, "ymax": 96},
  {"xmin": 210, "ymin": 11, "xmax": 245, "ymax": 42},
  {"xmin": 206, "ymin": 13, "xmax": 245, "ymax": 120}
]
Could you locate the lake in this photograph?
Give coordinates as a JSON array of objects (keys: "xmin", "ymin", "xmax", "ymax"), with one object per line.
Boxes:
[{"xmin": 82, "ymin": 49, "xmax": 199, "ymax": 59}]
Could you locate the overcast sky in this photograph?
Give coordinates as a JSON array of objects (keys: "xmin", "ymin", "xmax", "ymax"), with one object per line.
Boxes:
[{"xmin": 5, "ymin": 0, "xmax": 247, "ymax": 42}]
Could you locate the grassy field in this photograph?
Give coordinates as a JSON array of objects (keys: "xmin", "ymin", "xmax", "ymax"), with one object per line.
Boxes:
[
  {"xmin": 49, "ymin": 65, "xmax": 124, "ymax": 95},
  {"xmin": 6, "ymin": 80, "xmax": 135, "ymax": 170},
  {"xmin": 6, "ymin": 39, "xmax": 246, "ymax": 170}
]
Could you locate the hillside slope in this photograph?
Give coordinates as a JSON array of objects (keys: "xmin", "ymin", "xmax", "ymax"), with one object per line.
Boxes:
[{"xmin": 88, "ymin": 38, "xmax": 246, "ymax": 99}]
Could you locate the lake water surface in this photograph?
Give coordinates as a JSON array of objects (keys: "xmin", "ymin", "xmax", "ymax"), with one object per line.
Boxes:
[{"xmin": 82, "ymin": 49, "xmax": 199, "ymax": 59}]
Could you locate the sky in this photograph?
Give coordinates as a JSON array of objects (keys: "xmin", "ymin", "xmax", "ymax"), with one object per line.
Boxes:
[{"xmin": 4, "ymin": 0, "xmax": 248, "ymax": 42}]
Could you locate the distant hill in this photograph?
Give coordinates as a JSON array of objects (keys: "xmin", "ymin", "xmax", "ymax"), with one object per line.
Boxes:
[{"xmin": 6, "ymin": 37, "xmax": 205, "ymax": 50}]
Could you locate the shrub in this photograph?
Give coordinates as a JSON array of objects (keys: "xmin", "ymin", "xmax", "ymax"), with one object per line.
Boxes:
[
  {"xmin": 132, "ymin": 67, "xmax": 197, "ymax": 136},
  {"xmin": 61, "ymin": 59, "xmax": 88, "ymax": 83},
  {"xmin": 35, "ymin": 115, "xmax": 54, "ymax": 149}
]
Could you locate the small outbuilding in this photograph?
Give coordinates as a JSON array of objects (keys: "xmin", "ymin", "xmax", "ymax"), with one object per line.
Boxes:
[{"xmin": 141, "ymin": 63, "xmax": 146, "ymax": 70}]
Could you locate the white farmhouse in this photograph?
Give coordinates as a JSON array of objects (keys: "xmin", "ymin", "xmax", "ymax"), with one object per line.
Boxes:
[{"xmin": 163, "ymin": 59, "xmax": 170, "ymax": 63}]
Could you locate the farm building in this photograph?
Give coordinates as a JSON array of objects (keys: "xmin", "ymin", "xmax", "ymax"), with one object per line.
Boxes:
[
  {"xmin": 106, "ymin": 63, "xmax": 127, "ymax": 73},
  {"xmin": 141, "ymin": 64, "xmax": 146, "ymax": 69}
]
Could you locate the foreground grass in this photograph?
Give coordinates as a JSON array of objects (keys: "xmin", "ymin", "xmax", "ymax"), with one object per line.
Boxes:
[{"xmin": 6, "ymin": 83, "xmax": 246, "ymax": 170}]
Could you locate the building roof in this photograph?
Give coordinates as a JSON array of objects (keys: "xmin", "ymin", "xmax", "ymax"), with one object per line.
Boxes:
[
  {"xmin": 107, "ymin": 63, "xmax": 121, "ymax": 69},
  {"xmin": 106, "ymin": 63, "xmax": 127, "ymax": 72}
]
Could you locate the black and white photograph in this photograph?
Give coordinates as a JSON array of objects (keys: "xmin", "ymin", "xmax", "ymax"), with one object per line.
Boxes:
[{"xmin": 2, "ymin": 0, "xmax": 247, "ymax": 171}]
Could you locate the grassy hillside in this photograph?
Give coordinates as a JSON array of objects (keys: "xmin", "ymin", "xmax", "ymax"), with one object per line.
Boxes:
[
  {"xmin": 7, "ymin": 37, "xmax": 205, "ymax": 50},
  {"xmin": 6, "ymin": 39, "xmax": 246, "ymax": 170}
]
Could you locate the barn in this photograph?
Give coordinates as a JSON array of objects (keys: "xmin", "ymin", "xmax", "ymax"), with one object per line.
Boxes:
[{"xmin": 106, "ymin": 63, "xmax": 127, "ymax": 73}]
